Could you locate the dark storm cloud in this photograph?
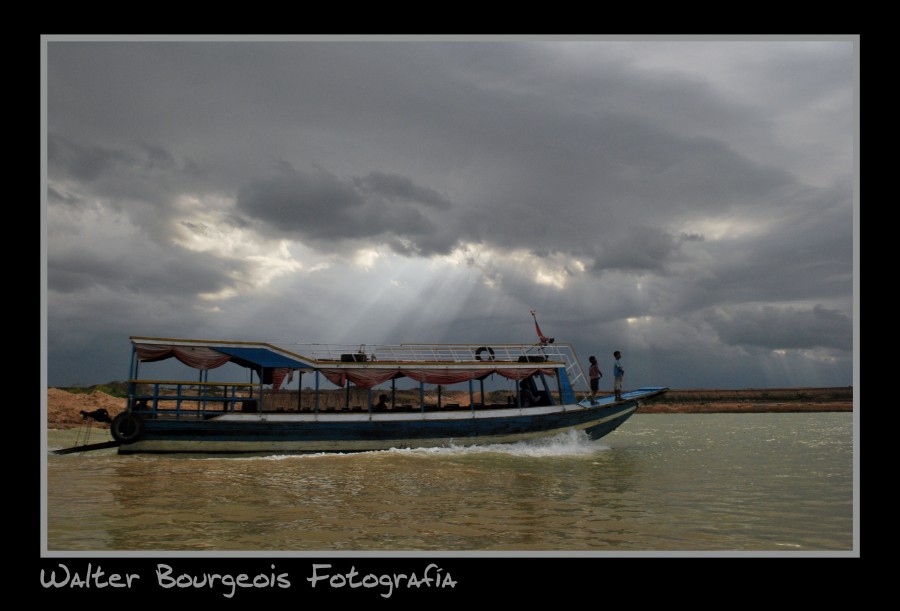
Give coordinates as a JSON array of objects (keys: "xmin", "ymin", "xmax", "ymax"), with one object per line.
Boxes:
[
  {"xmin": 236, "ymin": 165, "xmax": 460, "ymax": 255},
  {"xmin": 406, "ymin": 94, "xmax": 796, "ymax": 264},
  {"xmin": 708, "ymin": 304, "xmax": 851, "ymax": 351},
  {"xmin": 48, "ymin": 241, "xmax": 244, "ymax": 298},
  {"xmin": 47, "ymin": 133, "xmax": 195, "ymax": 218},
  {"xmin": 49, "ymin": 134, "xmax": 180, "ymax": 181},
  {"xmin": 589, "ymin": 226, "xmax": 687, "ymax": 274},
  {"xmin": 47, "ymin": 41, "xmax": 811, "ymax": 266},
  {"xmin": 48, "ymin": 134, "xmax": 136, "ymax": 182},
  {"xmin": 691, "ymin": 185, "xmax": 853, "ymax": 308},
  {"xmin": 354, "ymin": 172, "xmax": 449, "ymax": 208},
  {"xmin": 47, "ymin": 185, "xmax": 83, "ymax": 207}
]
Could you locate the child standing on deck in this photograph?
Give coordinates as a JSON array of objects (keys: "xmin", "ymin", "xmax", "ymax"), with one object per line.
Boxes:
[
  {"xmin": 588, "ymin": 356, "xmax": 602, "ymax": 405},
  {"xmin": 613, "ymin": 351, "xmax": 624, "ymax": 401}
]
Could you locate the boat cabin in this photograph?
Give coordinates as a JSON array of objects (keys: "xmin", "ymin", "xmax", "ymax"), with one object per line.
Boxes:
[{"xmin": 125, "ymin": 337, "xmax": 588, "ymax": 419}]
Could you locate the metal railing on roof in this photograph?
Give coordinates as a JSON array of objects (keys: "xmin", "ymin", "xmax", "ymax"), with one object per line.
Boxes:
[
  {"xmin": 265, "ymin": 342, "xmax": 586, "ymax": 389},
  {"xmin": 272, "ymin": 342, "xmax": 565, "ymax": 363}
]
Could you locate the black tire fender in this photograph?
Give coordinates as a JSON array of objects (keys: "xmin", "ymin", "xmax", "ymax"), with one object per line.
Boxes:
[
  {"xmin": 475, "ymin": 346, "xmax": 495, "ymax": 361},
  {"xmin": 111, "ymin": 412, "xmax": 144, "ymax": 444}
]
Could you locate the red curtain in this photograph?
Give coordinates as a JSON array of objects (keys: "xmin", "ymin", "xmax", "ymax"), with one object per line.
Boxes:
[
  {"xmin": 133, "ymin": 344, "xmax": 232, "ymax": 370},
  {"xmin": 271, "ymin": 368, "xmax": 294, "ymax": 391},
  {"xmin": 318, "ymin": 367, "xmax": 556, "ymax": 389},
  {"xmin": 319, "ymin": 369, "xmax": 401, "ymax": 389}
]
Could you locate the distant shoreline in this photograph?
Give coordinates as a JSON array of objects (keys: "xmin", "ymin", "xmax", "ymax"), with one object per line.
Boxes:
[
  {"xmin": 638, "ymin": 387, "xmax": 852, "ymax": 414},
  {"xmin": 636, "ymin": 402, "xmax": 852, "ymax": 414}
]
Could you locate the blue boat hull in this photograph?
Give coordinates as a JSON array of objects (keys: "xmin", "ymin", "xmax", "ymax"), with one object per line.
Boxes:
[{"xmin": 117, "ymin": 388, "xmax": 666, "ymax": 454}]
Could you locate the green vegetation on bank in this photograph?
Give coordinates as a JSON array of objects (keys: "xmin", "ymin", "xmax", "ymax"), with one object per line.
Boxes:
[{"xmin": 56, "ymin": 381, "xmax": 131, "ymax": 398}]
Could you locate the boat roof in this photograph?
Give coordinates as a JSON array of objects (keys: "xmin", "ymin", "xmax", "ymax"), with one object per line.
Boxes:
[
  {"xmin": 130, "ymin": 336, "xmax": 587, "ymax": 389},
  {"xmin": 130, "ymin": 336, "xmax": 572, "ymax": 368},
  {"xmin": 131, "ymin": 336, "xmax": 316, "ymax": 369}
]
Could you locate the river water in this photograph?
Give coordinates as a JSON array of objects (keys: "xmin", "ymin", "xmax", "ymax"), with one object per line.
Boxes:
[{"xmin": 43, "ymin": 412, "xmax": 855, "ymax": 554}]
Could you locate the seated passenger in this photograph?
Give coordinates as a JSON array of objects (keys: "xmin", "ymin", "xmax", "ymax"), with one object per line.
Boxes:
[{"xmin": 373, "ymin": 394, "xmax": 389, "ymax": 411}]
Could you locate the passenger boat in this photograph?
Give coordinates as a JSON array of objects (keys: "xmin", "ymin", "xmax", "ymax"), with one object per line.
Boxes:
[{"xmin": 62, "ymin": 331, "xmax": 668, "ymax": 455}]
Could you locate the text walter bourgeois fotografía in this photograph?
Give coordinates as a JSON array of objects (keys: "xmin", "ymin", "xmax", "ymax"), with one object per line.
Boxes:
[{"xmin": 40, "ymin": 562, "xmax": 458, "ymax": 599}]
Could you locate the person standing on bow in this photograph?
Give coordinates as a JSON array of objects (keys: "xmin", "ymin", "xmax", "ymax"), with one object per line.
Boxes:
[
  {"xmin": 613, "ymin": 351, "xmax": 624, "ymax": 401},
  {"xmin": 588, "ymin": 356, "xmax": 602, "ymax": 405}
]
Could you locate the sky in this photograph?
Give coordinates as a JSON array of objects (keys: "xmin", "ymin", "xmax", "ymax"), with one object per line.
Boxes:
[{"xmin": 42, "ymin": 35, "xmax": 858, "ymax": 391}]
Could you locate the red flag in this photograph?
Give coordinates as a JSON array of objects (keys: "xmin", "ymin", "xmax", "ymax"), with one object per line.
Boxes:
[{"xmin": 530, "ymin": 310, "xmax": 554, "ymax": 344}]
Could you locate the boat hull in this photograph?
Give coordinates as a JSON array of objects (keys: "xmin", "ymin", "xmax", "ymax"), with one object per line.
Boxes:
[{"xmin": 116, "ymin": 388, "xmax": 665, "ymax": 454}]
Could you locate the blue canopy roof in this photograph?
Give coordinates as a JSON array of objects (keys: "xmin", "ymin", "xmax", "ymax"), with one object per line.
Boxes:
[{"xmin": 215, "ymin": 347, "xmax": 312, "ymax": 369}]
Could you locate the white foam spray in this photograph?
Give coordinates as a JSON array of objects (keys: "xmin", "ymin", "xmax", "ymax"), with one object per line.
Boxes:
[{"xmin": 194, "ymin": 429, "xmax": 611, "ymax": 461}]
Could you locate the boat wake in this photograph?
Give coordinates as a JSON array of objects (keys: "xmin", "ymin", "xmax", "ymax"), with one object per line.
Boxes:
[
  {"xmin": 204, "ymin": 429, "xmax": 611, "ymax": 462},
  {"xmin": 406, "ymin": 429, "xmax": 611, "ymax": 458}
]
